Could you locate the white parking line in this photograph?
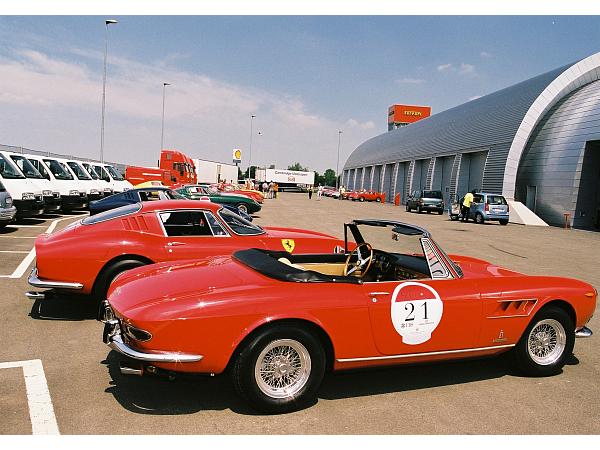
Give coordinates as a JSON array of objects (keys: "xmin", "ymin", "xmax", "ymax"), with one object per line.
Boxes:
[
  {"xmin": 0, "ymin": 359, "xmax": 60, "ymax": 435},
  {"xmin": 6, "ymin": 225, "xmax": 47, "ymax": 228},
  {"xmin": 0, "ymin": 236, "xmax": 37, "ymax": 239},
  {"xmin": 0, "ymin": 250, "xmax": 30, "ymax": 254}
]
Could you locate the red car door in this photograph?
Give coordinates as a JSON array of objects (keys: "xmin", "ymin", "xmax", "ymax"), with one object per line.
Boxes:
[{"xmin": 365, "ymin": 278, "xmax": 482, "ymax": 355}]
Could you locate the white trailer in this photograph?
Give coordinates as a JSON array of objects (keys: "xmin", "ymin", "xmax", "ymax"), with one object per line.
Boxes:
[{"xmin": 193, "ymin": 159, "xmax": 238, "ymax": 184}]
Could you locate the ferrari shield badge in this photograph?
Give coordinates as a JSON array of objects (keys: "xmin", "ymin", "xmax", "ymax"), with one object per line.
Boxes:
[
  {"xmin": 390, "ymin": 281, "xmax": 443, "ymax": 345},
  {"xmin": 281, "ymin": 239, "xmax": 295, "ymax": 253}
]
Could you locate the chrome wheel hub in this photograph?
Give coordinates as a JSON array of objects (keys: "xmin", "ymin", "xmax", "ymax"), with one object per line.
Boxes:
[
  {"xmin": 255, "ymin": 339, "xmax": 311, "ymax": 399},
  {"xmin": 527, "ymin": 319, "xmax": 566, "ymax": 366}
]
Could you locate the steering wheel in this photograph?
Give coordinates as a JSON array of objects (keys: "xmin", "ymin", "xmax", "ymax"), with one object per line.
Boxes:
[{"xmin": 344, "ymin": 242, "xmax": 374, "ymax": 277}]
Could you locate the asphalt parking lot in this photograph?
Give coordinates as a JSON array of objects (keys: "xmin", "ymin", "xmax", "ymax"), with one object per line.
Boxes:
[{"xmin": 0, "ymin": 194, "xmax": 599, "ymax": 434}]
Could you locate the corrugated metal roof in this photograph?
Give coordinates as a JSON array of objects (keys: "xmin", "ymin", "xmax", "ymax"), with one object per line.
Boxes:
[{"xmin": 344, "ymin": 63, "xmax": 574, "ymax": 169}]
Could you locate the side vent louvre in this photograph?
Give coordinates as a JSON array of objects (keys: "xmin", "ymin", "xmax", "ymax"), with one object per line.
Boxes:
[{"xmin": 487, "ymin": 299, "xmax": 537, "ymax": 319}]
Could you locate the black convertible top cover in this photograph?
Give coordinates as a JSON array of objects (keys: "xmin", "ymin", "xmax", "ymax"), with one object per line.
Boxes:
[{"xmin": 233, "ymin": 249, "xmax": 360, "ymax": 284}]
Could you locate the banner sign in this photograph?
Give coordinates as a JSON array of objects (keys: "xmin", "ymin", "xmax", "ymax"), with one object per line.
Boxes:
[{"xmin": 264, "ymin": 168, "xmax": 315, "ymax": 185}]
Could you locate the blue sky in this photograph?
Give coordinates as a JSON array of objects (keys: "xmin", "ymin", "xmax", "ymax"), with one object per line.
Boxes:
[{"xmin": 1, "ymin": 16, "xmax": 599, "ymax": 172}]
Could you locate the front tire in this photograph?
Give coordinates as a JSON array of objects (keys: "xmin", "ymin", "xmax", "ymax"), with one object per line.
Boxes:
[
  {"xmin": 512, "ymin": 306, "xmax": 574, "ymax": 377},
  {"xmin": 375, "ymin": 197, "xmax": 381, "ymax": 203},
  {"xmin": 359, "ymin": 197, "xmax": 364, "ymax": 202},
  {"xmin": 231, "ymin": 325, "xmax": 326, "ymax": 413},
  {"xmin": 236, "ymin": 203, "xmax": 249, "ymax": 214}
]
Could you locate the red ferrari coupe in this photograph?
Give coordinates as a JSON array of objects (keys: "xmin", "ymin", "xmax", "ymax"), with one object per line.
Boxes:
[
  {"xmin": 27, "ymin": 200, "xmax": 346, "ymax": 301},
  {"xmin": 347, "ymin": 190, "xmax": 385, "ymax": 202},
  {"xmin": 102, "ymin": 219, "xmax": 595, "ymax": 413}
]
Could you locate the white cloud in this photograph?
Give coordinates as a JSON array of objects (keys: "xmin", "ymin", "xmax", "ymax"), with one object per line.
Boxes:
[
  {"xmin": 437, "ymin": 63, "xmax": 453, "ymax": 72},
  {"xmin": 480, "ymin": 51, "xmax": 493, "ymax": 58},
  {"xmin": 0, "ymin": 47, "xmax": 377, "ymax": 173},
  {"xmin": 396, "ymin": 77, "xmax": 425, "ymax": 85},
  {"xmin": 459, "ymin": 63, "xmax": 476, "ymax": 75}
]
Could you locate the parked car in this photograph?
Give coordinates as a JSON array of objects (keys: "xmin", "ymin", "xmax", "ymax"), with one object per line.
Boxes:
[
  {"xmin": 347, "ymin": 190, "xmax": 385, "ymax": 202},
  {"xmin": 89, "ymin": 187, "xmax": 183, "ymax": 215},
  {"xmin": 91, "ymin": 163, "xmax": 133, "ymax": 193},
  {"xmin": 214, "ymin": 183, "xmax": 264, "ymax": 204},
  {"xmin": 449, "ymin": 193, "xmax": 509, "ymax": 225},
  {"xmin": 0, "ymin": 180, "xmax": 17, "ymax": 229},
  {"xmin": 28, "ymin": 200, "xmax": 347, "ymax": 302},
  {"xmin": 406, "ymin": 190, "xmax": 444, "ymax": 214},
  {"xmin": 0, "ymin": 152, "xmax": 45, "ymax": 218},
  {"xmin": 102, "ymin": 219, "xmax": 596, "ymax": 413},
  {"xmin": 176, "ymin": 185, "xmax": 261, "ymax": 214}
]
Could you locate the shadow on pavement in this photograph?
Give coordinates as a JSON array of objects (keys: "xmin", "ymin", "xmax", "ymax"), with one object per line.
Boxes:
[
  {"xmin": 0, "ymin": 226, "xmax": 19, "ymax": 234},
  {"xmin": 103, "ymin": 352, "xmax": 517, "ymax": 416},
  {"xmin": 28, "ymin": 292, "xmax": 98, "ymax": 321}
]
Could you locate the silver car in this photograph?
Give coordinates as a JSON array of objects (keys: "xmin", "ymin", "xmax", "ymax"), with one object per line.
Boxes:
[
  {"xmin": 450, "ymin": 192, "xmax": 509, "ymax": 225},
  {"xmin": 0, "ymin": 180, "xmax": 17, "ymax": 229}
]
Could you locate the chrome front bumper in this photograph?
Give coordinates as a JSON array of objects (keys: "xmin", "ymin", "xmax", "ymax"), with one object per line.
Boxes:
[
  {"xmin": 102, "ymin": 305, "xmax": 203, "ymax": 363},
  {"xmin": 575, "ymin": 326, "xmax": 593, "ymax": 338},
  {"xmin": 28, "ymin": 267, "xmax": 84, "ymax": 290}
]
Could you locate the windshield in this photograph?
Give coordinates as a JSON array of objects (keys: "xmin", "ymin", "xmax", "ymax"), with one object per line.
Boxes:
[
  {"xmin": 94, "ymin": 165, "xmax": 111, "ymax": 180},
  {"xmin": 28, "ymin": 158, "xmax": 51, "ymax": 180},
  {"xmin": 43, "ymin": 159, "xmax": 73, "ymax": 180},
  {"xmin": 105, "ymin": 165, "xmax": 124, "ymax": 181},
  {"xmin": 66, "ymin": 162, "xmax": 92, "ymax": 180},
  {"xmin": 356, "ymin": 223, "xmax": 424, "ymax": 256},
  {"xmin": 10, "ymin": 155, "xmax": 43, "ymax": 179},
  {"xmin": 82, "ymin": 163, "xmax": 100, "ymax": 180},
  {"xmin": 219, "ymin": 208, "xmax": 264, "ymax": 235},
  {"xmin": 423, "ymin": 191, "xmax": 443, "ymax": 199},
  {"xmin": 0, "ymin": 155, "xmax": 25, "ymax": 179}
]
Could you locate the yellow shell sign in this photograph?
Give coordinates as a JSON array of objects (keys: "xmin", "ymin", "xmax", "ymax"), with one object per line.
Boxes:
[
  {"xmin": 281, "ymin": 239, "xmax": 295, "ymax": 253},
  {"xmin": 233, "ymin": 148, "xmax": 242, "ymax": 162}
]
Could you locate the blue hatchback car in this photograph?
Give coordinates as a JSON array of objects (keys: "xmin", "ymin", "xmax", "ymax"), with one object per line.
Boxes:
[{"xmin": 450, "ymin": 192, "xmax": 509, "ymax": 225}]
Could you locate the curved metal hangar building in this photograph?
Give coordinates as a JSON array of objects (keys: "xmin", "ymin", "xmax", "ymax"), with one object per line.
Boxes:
[{"xmin": 343, "ymin": 51, "xmax": 600, "ymax": 229}]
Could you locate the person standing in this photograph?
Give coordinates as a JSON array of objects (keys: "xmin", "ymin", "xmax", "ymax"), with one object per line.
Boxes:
[
  {"xmin": 317, "ymin": 184, "xmax": 323, "ymax": 200},
  {"xmin": 274, "ymin": 182, "xmax": 278, "ymax": 198},
  {"xmin": 308, "ymin": 185, "xmax": 313, "ymax": 199},
  {"xmin": 268, "ymin": 181, "xmax": 274, "ymax": 199},
  {"xmin": 461, "ymin": 190, "xmax": 475, "ymax": 222}
]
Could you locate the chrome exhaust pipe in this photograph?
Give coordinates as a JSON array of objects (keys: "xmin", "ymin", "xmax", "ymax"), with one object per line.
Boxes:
[
  {"xmin": 119, "ymin": 363, "xmax": 143, "ymax": 376},
  {"xmin": 26, "ymin": 291, "xmax": 45, "ymax": 300}
]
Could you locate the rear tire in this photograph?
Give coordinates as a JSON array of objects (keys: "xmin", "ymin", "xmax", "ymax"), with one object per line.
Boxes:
[
  {"xmin": 359, "ymin": 197, "xmax": 364, "ymax": 202},
  {"xmin": 406, "ymin": 205, "xmax": 411, "ymax": 212},
  {"xmin": 417, "ymin": 206, "xmax": 423, "ymax": 214},
  {"xmin": 231, "ymin": 325, "xmax": 326, "ymax": 413},
  {"xmin": 511, "ymin": 306, "xmax": 574, "ymax": 377},
  {"xmin": 236, "ymin": 203, "xmax": 248, "ymax": 214},
  {"xmin": 375, "ymin": 198, "xmax": 381, "ymax": 203},
  {"xmin": 475, "ymin": 212, "xmax": 484, "ymax": 224},
  {"xmin": 93, "ymin": 259, "xmax": 148, "ymax": 303},
  {"xmin": 499, "ymin": 219, "xmax": 508, "ymax": 225},
  {"xmin": 437, "ymin": 210, "xmax": 443, "ymax": 215}
]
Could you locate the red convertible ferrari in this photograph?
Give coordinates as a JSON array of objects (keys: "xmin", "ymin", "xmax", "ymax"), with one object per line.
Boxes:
[
  {"xmin": 102, "ymin": 219, "xmax": 596, "ymax": 413},
  {"xmin": 27, "ymin": 200, "xmax": 346, "ymax": 302},
  {"xmin": 347, "ymin": 190, "xmax": 386, "ymax": 202}
]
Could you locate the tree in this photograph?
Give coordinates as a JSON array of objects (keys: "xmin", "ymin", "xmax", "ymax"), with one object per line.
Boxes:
[
  {"xmin": 288, "ymin": 162, "xmax": 308, "ymax": 172},
  {"xmin": 323, "ymin": 169, "xmax": 336, "ymax": 187}
]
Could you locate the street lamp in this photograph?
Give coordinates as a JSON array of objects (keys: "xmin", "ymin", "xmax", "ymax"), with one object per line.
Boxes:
[
  {"xmin": 160, "ymin": 82, "xmax": 171, "ymax": 151},
  {"xmin": 336, "ymin": 130, "xmax": 343, "ymax": 190},
  {"xmin": 100, "ymin": 18, "xmax": 118, "ymax": 164},
  {"xmin": 248, "ymin": 114, "xmax": 256, "ymax": 179}
]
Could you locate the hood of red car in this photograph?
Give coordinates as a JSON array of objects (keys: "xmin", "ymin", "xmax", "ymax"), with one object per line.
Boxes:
[{"xmin": 107, "ymin": 256, "xmax": 255, "ymax": 319}]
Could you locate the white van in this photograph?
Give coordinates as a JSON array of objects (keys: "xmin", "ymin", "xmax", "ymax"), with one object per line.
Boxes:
[
  {"xmin": 81, "ymin": 162, "xmax": 113, "ymax": 196},
  {"xmin": 1, "ymin": 151, "xmax": 62, "ymax": 214},
  {"xmin": 92, "ymin": 163, "xmax": 133, "ymax": 193},
  {"xmin": 26, "ymin": 155, "xmax": 88, "ymax": 212},
  {"xmin": 0, "ymin": 152, "xmax": 45, "ymax": 218},
  {"xmin": 63, "ymin": 159, "xmax": 106, "ymax": 202}
]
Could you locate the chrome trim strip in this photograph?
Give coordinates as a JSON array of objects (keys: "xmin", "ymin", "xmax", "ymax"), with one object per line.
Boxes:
[
  {"xmin": 336, "ymin": 344, "xmax": 515, "ymax": 363},
  {"xmin": 108, "ymin": 334, "xmax": 203, "ymax": 363},
  {"xmin": 28, "ymin": 268, "xmax": 84, "ymax": 290},
  {"xmin": 575, "ymin": 326, "xmax": 592, "ymax": 338}
]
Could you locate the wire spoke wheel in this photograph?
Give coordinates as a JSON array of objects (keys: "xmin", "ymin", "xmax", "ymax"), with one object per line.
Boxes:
[
  {"xmin": 254, "ymin": 339, "xmax": 311, "ymax": 399},
  {"xmin": 527, "ymin": 319, "xmax": 566, "ymax": 366}
]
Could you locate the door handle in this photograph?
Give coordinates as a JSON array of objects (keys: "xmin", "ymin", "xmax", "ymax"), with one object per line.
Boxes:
[
  {"xmin": 368, "ymin": 291, "xmax": 389, "ymax": 303},
  {"xmin": 167, "ymin": 242, "xmax": 186, "ymax": 247}
]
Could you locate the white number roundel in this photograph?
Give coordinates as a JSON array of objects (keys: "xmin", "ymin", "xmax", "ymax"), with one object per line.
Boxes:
[{"xmin": 390, "ymin": 281, "xmax": 444, "ymax": 345}]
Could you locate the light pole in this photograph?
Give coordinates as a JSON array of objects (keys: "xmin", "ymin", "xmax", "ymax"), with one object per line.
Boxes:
[
  {"xmin": 248, "ymin": 114, "xmax": 256, "ymax": 179},
  {"xmin": 336, "ymin": 130, "xmax": 343, "ymax": 190},
  {"xmin": 100, "ymin": 18, "xmax": 118, "ymax": 164},
  {"xmin": 160, "ymin": 82, "xmax": 171, "ymax": 151}
]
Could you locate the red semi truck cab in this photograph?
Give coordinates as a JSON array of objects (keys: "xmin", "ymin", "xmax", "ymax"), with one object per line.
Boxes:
[
  {"xmin": 160, "ymin": 149, "xmax": 197, "ymax": 185},
  {"xmin": 125, "ymin": 166, "xmax": 176, "ymax": 187}
]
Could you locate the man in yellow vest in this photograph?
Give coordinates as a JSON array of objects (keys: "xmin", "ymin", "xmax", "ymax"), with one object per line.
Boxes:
[{"xmin": 461, "ymin": 190, "xmax": 476, "ymax": 222}]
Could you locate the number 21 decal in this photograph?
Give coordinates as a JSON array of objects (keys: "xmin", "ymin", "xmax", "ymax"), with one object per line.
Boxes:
[{"xmin": 390, "ymin": 281, "xmax": 443, "ymax": 345}]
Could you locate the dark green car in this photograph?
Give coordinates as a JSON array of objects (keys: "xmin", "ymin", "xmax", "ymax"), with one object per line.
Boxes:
[{"xmin": 175, "ymin": 185, "xmax": 261, "ymax": 214}]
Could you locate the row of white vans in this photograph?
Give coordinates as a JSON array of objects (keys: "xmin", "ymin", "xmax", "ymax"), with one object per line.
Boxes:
[{"xmin": 0, "ymin": 150, "xmax": 133, "ymax": 225}]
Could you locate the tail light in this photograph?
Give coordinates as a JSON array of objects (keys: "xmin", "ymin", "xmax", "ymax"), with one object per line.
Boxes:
[{"xmin": 485, "ymin": 203, "xmax": 489, "ymax": 212}]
